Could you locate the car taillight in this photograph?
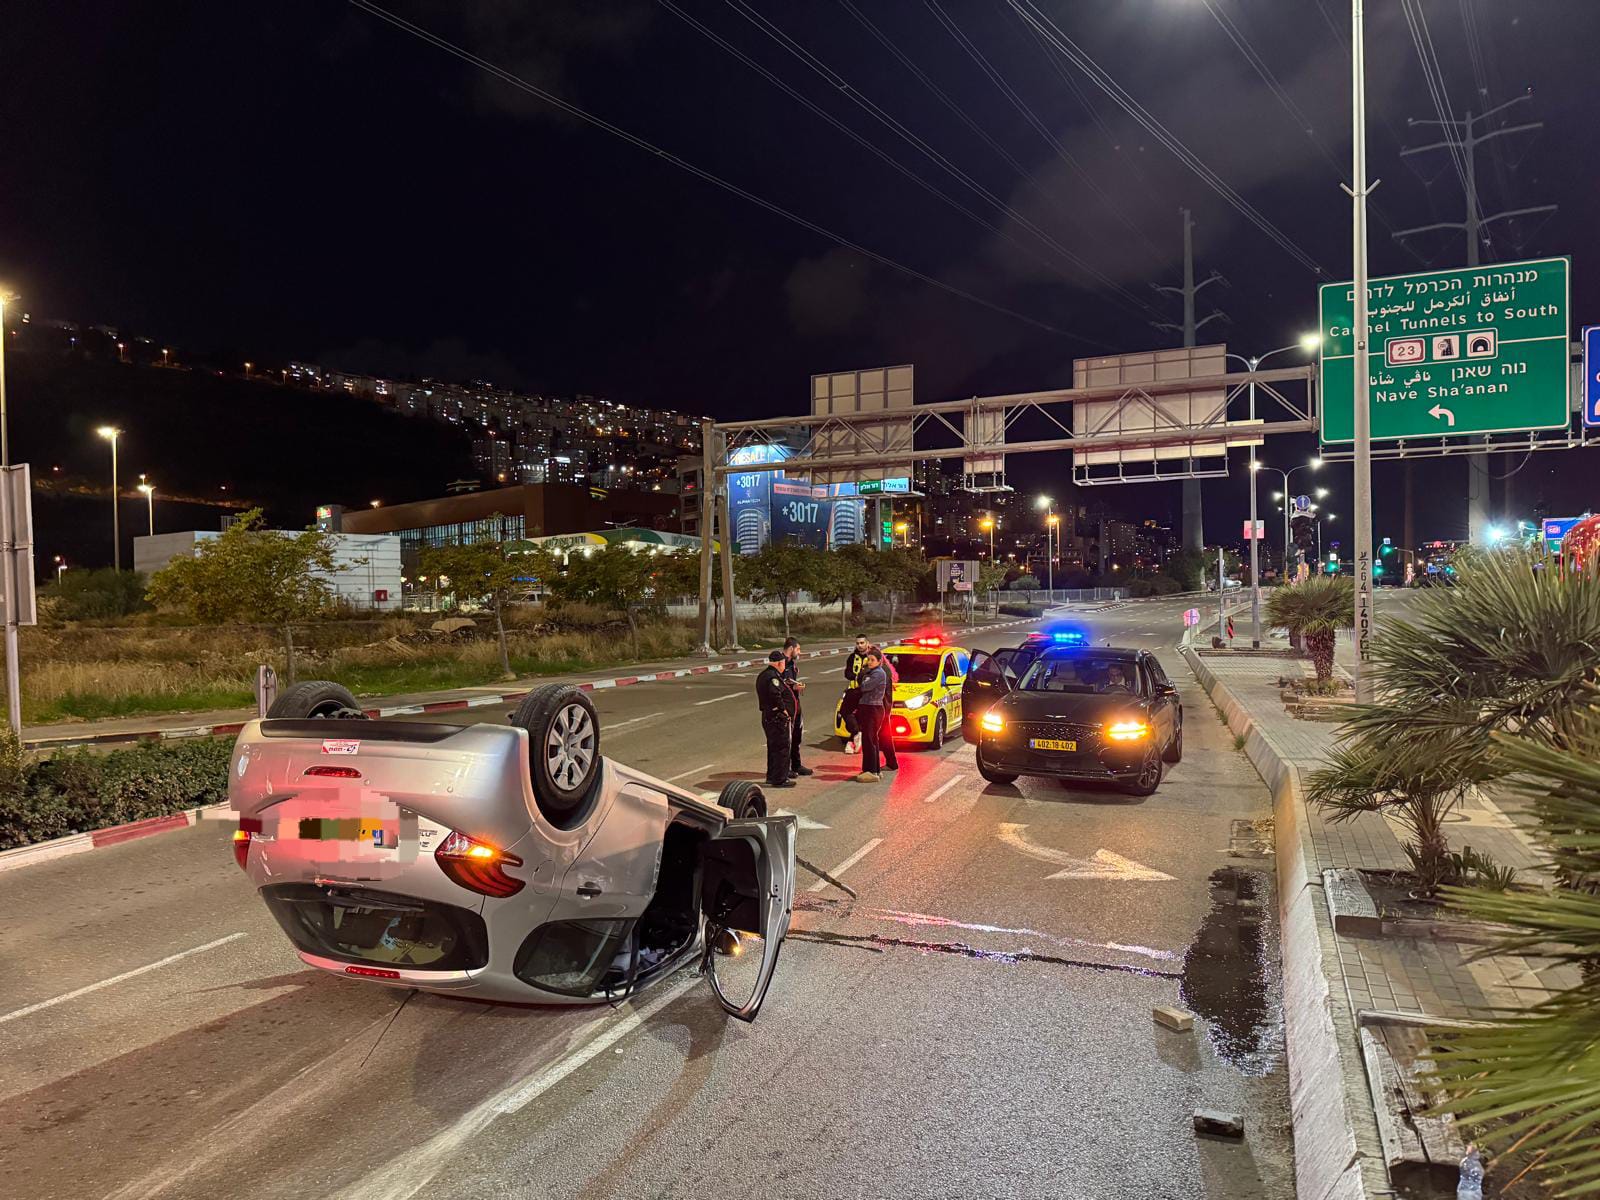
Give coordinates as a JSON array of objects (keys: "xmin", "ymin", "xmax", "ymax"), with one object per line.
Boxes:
[
  {"xmin": 435, "ymin": 830, "xmax": 525, "ymax": 897},
  {"xmin": 303, "ymin": 765, "xmax": 362, "ymax": 779},
  {"xmin": 345, "ymin": 965, "xmax": 402, "ymax": 980},
  {"xmin": 1106, "ymin": 720, "xmax": 1150, "ymax": 741},
  {"xmin": 232, "ymin": 817, "xmax": 262, "ymax": 870}
]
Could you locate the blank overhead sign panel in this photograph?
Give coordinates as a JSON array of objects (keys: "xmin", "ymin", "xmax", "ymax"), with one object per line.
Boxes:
[
  {"xmin": 810, "ymin": 365, "xmax": 913, "ymax": 486},
  {"xmin": 1071, "ymin": 345, "xmax": 1260, "ymax": 482},
  {"xmin": 962, "ymin": 405, "xmax": 1006, "ymax": 484}
]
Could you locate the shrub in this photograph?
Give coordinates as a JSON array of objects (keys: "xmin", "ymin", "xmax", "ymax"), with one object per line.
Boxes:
[
  {"xmin": 42, "ymin": 568, "xmax": 150, "ymax": 620},
  {"xmin": 0, "ymin": 737, "xmax": 235, "ymax": 851}
]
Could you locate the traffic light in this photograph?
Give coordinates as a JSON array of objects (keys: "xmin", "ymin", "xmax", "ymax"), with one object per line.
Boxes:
[{"xmin": 1376, "ymin": 542, "xmax": 1396, "ymax": 580}]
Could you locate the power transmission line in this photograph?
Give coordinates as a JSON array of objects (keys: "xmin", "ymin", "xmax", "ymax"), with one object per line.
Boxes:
[
  {"xmin": 346, "ymin": 0, "xmax": 1081, "ymax": 340},
  {"xmin": 923, "ymin": 0, "xmax": 1159, "ymax": 257},
  {"xmin": 1005, "ymin": 0, "xmax": 1326, "ymax": 277},
  {"xmin": 708, "ymin": 0, "xmax": 1166, "ymax": 321}
]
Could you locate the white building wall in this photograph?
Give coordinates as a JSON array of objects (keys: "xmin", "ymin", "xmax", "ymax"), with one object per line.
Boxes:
[{"xmin": 132, "ymin": 531, "xmax": 403, "ymax": 612}]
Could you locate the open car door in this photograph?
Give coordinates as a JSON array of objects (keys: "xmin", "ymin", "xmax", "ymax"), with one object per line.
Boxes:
[
  {"xmin": 961, "ymin": 648, "xmax": 1025, "ymax": 744},
  {"xmin": 699, "ymin": 814, "xmax": 796, "ymax": 1021}
]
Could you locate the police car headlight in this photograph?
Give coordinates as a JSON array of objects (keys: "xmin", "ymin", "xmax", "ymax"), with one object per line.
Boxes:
[{"xmin": 902, "ymin": 693, "xmax": 931, "ymax": 710}]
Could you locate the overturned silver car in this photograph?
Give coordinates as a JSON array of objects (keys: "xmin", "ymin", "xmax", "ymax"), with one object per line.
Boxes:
[{"xmin": 229, "ymin": 681, "xmax": 796, "ymax": 1020}]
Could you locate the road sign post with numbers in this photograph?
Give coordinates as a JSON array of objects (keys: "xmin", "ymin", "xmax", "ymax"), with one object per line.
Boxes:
[
  {"xmin": 1584, "ymin": 326, "xmax": 1600, "ymax": 429},
  {"xmin": 1319, "ymin": 257, "xmax": 1571, "ymax": 442}
]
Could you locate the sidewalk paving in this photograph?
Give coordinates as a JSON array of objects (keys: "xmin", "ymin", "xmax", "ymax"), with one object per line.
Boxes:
[{"xmin": 1188, "ymin": 638, "xmax": 1578, "ymax": 1200}]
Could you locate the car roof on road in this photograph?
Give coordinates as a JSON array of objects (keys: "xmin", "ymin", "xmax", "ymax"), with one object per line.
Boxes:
[{"xmin": 1037, "ymin": 645, "xmax": 1142, "ymax": 662}]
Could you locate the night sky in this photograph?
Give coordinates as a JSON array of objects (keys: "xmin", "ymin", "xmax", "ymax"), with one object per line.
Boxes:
[{"xmin": 3, "ymin": 0, "xmax": 1598, "ymax": 544}]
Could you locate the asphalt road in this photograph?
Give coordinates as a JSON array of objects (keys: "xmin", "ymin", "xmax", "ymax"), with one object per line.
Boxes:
[{"xmin": 0, "ymin": 596, "xmax": 1296, "ymax": 1200}]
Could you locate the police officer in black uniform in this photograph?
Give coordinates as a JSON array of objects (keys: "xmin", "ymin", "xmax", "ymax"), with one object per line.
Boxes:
[
  {"xmin": 756, "ymin": 649, "xmax": 797, "ymax": 788},
  {"xmin": 781, "ymin": 636, "xmax": 813, "ymax": 777}
]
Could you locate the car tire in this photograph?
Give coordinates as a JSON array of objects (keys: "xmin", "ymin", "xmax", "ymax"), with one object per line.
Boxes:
[
  {"xmin": 1163, "ymin": 717, "xmax": 1184, "ymax": 764},
  {"xmin": 512, "ymin": 685, "xmax": 602, "ymax": 825},
  {"xmin": 716, "ymin": 779, "xmax": 767, "ymax": 820},
  {"xmin": 266, "ymin": 681, "xmax": 365, "ymax": 720},
  {"xmin": 976, "ymin": 748, "xmax": 1018, "ymax": 786},
  {"xmin": 1123, "ymin": 750, "xmax": 1163, "ymax": 796},
  {"xmin": 931, "ymin": 711, "xmax": 946, "ymax": 750}
]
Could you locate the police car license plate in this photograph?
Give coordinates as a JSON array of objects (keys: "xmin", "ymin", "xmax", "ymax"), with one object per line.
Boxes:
[{"xmin": 1029, "ymin": 738, "xmax": 1077, "ymax": 752}]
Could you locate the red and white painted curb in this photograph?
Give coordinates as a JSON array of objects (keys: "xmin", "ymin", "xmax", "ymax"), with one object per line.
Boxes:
[
  {"xmin": 0, "ymin": 801, "xmax": 232, "ymax": 875},
  {"xmin": 22, "ymin": 620, "xmax": 1038, "ymax": 754}
]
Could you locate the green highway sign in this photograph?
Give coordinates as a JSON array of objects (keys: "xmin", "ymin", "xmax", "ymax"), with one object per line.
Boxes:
[{"xmin": 1319, "ymin": 256, "xmax": 1570, "ymax": 442}]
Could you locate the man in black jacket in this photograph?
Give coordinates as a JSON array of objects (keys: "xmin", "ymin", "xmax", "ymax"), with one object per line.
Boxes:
[
  {"xmin": 840, "ymin": 633, "xmax": 871, "ymax": 753},
  {"xmin": 781, "ymin": 637, "xmax": 813, "ymax": 776},
  {"xmin": 755, "ymin": 649, "xmax": 797, "ymax": 788}
]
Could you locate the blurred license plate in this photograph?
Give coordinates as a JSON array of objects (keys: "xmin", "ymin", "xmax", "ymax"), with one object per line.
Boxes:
[{"xmin": 1029, "ymin": 738, "xmax": 1077, "ymax": 752}]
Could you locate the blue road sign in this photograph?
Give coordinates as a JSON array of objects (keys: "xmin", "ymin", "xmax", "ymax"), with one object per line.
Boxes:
[
  {"xmin": 1544, "ymin": 517, "xmax": 1583, "ymax": 549},
  {"xmin": 1585, "ymin": 327, "xmax": 1600, "ymax": 428},
  {"xmin": 1293, "ymin": 494, "xmax": 1311, "ymax": 513}
]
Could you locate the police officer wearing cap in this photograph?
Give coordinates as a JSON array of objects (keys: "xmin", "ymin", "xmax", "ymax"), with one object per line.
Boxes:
[{"xmin": 755, "ymin": 649, "xmax": 797, "ymax": 788}]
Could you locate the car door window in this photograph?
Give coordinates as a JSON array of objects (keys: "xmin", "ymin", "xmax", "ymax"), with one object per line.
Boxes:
[
  {"xmin": 700, "ymin": 815, "xmax": 796, "ymax": 1022},
  {"xmin": 513, "ymin": 918, "xmax": 636, "ymax": 998}
]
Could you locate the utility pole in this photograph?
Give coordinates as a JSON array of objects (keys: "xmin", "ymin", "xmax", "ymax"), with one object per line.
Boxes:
[
  {"xmin": 0, "ymin": 297, "xmax": 18, "ymax": 735},
  {"xmin": 1152, "ymin": 207, "xmax": 1226, "ymax": 554},
  {"xmin": 1350, "ymin": 0, "xmax": 1375, "ymax": 703},
  {"xmin": 1393, "ymin": 95, "xmax": 1555, "ymax": 545}
]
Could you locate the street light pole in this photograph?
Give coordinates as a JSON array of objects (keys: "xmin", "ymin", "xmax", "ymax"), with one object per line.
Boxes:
[
  {"xmin": 1350, "ymin": 0, "xmax": 1375, "ymax": 702},
  {"xmin": 97, "ymin": 427, "xmax": 121, "ymax": 571},
  {"xmin": 1229, "ymin": 340, "xmax": 1315, "ymax": 647},
  {"xmin": 138, "ymin": 480, "xmax": 155, "ymax": 536},
  {"xmin": 0, "ymin": 296, "xmax": 19, "ymax": 735}
]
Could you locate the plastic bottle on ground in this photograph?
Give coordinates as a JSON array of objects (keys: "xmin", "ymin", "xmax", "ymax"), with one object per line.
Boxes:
[{"xmin": 1457, "ymin": 1144, "xmax": 1484, "ymax": 1200}]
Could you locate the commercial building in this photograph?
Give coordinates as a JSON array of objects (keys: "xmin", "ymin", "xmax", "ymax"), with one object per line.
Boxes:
[
  {"xmin": 133, "ymin": 530, "xmax": 403, "ymax": 612},
  {"xmin": 325, "ymin": 483, "xmax": 679, "ymax": 570}
]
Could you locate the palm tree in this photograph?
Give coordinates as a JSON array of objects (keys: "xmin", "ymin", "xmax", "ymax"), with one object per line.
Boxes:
[
  {"xmin": 1264, "ymin": 573, "xmax": 1353, "ymax": 682},
  {"xmin": 1428, "ymin": 719, "xmax": 1600, "ymax": 1194}
]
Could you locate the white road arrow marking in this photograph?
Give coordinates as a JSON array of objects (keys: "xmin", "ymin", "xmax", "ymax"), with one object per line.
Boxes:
[
  {"xmin": 773, "ymin": 808, "xmax": 830, "ymax": 830},
  {"xmin": 1428, "ymin": 404, "xmax": 1456, "ymax": 427},
  {"xmin": 996, "ymin": 823, "xmax": 1174, "ymax": 882}
]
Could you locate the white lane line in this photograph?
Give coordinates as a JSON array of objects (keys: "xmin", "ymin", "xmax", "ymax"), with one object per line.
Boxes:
[
  {"xmin": 664, "ymin": 762, "xmax": 716, "ymax": 783},
  {"xmin": 807, "ymin": 837, "xmax": 883, "ymax": 893},
  {"xmin": 341, "ymin": 974, "xmax": 700, "ymax": 1200},
  {"xmin": 693, "ymin": 693, "xmax": 740, "ymax": 706},
  {"xmin": 0, "ymin": 932, "xmax": 248, "ymax": 1025},
  {"xmin": 924, "ymin": 776, "xmax": 963, "ymax": 804},
  {"xmin": 606, "ymin": 711, "xmax": 665, "ymax": 733},
  {"xmin": 495, "ymin": 976, "xmax": 697, "ymax": 1114}
]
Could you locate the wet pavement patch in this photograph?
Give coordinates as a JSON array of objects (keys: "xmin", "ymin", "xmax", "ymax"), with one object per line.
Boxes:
[
  {"xmin": 1180, "ymin": 867, "xmax": 1284, "ymax": 1076},
  {"xmin": 789, "ymin": 928, "xmax": 1183, "ymax": 980}
]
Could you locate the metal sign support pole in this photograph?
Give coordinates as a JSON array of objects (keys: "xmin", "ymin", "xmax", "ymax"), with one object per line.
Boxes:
[
  {"xmin": 0, "ymin": 301, "xmax": 18, "ymax": 735},
  {"xmin": 1217, "ymin": 547, "xmax": 1226, "ymax": 643},
  {"xmin": 1350, "ymin": 0, "xmax": 1375, "ymax": 702},
  {"xmin": 1247, "ymin": 368, "xmax": 1262, "ymax": 647},
  {"xmin": 695, "ymin": 420, "xmax": 714, "ymax": 656},
  {"xmin": 717, "ymin": 491, "xmax": 740, "ymax": 651}
]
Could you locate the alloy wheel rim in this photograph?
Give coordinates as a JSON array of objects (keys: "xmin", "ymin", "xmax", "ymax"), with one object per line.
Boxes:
[{"xmin": 546, "ymin": 703, "xmax": 595, "ymax": 790}]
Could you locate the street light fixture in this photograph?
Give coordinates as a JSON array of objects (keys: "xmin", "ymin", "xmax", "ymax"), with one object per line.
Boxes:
[
  {"xmin": 136, "ymin": 478, "xmax": 155, "ymax": 537},
  {"xmin": 1256, "ymin": 458, "xmax": 1322, "ymax": 581},
  {"xmin": 1036, "ymin": 495, "xmax": 1056, "ymax": 598},
  {"xmin": 894, "ymin": 521, "xmax": 910, "ymax": 547},
  {"xmin": 1229, "ymin": 337, "xmax": 1319, "ymax": 645},
  {"xmin": 96, "ymin": 426, "xmax": 121, "ymax": 571},
  {"xmin": 979, "ymin": 516, "xmax": 995, "ymax": 560}
]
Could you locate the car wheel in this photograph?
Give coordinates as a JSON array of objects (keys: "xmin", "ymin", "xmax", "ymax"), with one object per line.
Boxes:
[
  {"xmin": 716, "ymin": 779, "xmax": 767, "ymax": 820},
  {"xmin": 976, "ymin": 747, "xmax": 1018, "ymax": 786},
  {"xmin": 931, "ymin": 711, "xmax": 946, "ymax": 750},
  {"xmin": 266, "ymin": 681, "xmax": 365, "ymax": 719},
  {"xmin": 512, "ymin": 685, "xmax": 602, "ymax": 825},
  {"xmin": 1123, "ymin": 750, "xmax": 1163, "ymax": 796},
  {"xmin": 1162, "ymin": 717, "xmax": 1184, "ymax": 764}
]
